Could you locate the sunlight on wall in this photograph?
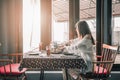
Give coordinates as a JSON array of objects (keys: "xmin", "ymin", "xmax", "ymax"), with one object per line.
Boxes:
[{"xmin": 23, "ymin": 0, "xmax": 40, "ymax": 52}]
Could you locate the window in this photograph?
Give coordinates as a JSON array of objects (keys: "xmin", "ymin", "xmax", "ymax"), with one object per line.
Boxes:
[
  {"xmin": 52, "ymin": 21, "xmax": 69, "ymax": 43},
  {"xmin": 23, "ymin": 0, "xmax": 40, "ymax": 52},
  {"xmin": 112, "ymin": 0, "xmax": 120, "ymax": 46},
  {"xmin": 52, "ymin": 0, "xmax": 69, "ymax": 43},
  {"xmin": 86, "ymin": 19, "xmax": 96, "ymax": 40},
  {"xmin": 80, "ymin": 0, "xmax": 96, "ymax": 41}
]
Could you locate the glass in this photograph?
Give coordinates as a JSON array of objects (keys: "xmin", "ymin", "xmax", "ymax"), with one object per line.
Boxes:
[
  {"xmin": 46, "ymin": 46, "xmax": 51, "ymax": 56},
  {"xmin": 39, "ymin": 42, "xmax": 43, "ymax": 51},
  {"xmin": 74, "ymin": 46, "xmax": 78, "ymax": 56}
]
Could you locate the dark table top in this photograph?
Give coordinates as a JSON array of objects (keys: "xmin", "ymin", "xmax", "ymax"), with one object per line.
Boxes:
[{"xmin": 20, "ymin": 51, "xmax": 87, "ymax": 71}]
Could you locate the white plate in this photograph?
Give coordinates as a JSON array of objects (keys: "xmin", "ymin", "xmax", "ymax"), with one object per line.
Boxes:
[
  {"xmin": 28, "ymin": 52, "xmax": 40, "ymax": 55},
  {"xmin": 63, "ymin": 52, "xmax": 74, "ymax": 55}
]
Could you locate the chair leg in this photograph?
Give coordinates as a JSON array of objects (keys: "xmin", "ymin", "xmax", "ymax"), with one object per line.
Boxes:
[
  {"xmin": 77, "ymin": 75, "xmax": 82, "ymax": 80},
  {"xmin": 22, "ymin": 73, "xmax": 27, "ymax": 80},
  {"xmin": 16, "ymin": 77, "xmax": 19, "ymax": 80},
  {"xmin": 4, "ymin": 76, "xmax": 7, "ymax": 80}
]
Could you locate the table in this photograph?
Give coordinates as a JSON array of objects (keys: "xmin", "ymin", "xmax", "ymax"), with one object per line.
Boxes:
[{"xmin": 20, "ymin": 51, "xmax": 87, "ymax": 80}]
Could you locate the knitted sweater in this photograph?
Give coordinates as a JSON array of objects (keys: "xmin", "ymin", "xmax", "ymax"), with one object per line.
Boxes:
[{"xmin": 65, "ymin": 35, "xmax": 96, "ymax": 72}]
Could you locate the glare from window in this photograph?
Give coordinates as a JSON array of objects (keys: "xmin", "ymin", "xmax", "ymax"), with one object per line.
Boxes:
[
  {"xmin": 86, "ymin": 19, "xmax": 96, "ymax": 31},
  {"xmin": 114, "ymin": 17, "xmax": 120, "ymax": 28},
  {"xmin": 23, "ymin": 0, "xmax": 40, "ymax": 52},
  {"xmin": 86, "ymin": 19, "xmax": 96, "ymax": 40},
  {"xmin": 112, "ymin": 16, "xmax": 120, "ymax": 45},
  {"xmin": 52, "ymin": 21, "xmax": 69, "ymax": 43}
]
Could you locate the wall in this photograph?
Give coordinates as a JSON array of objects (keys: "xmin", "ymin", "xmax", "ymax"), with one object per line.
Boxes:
[
  {"xmin": 41, "ymin": 0, "xmax": 52, "ymax": 49},
  {"xmin": 0, "ymin": 0, "xmax": 22, "ymax": 54}
]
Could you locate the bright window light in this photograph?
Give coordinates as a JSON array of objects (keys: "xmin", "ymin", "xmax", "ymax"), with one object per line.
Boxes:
[
  {"xmin": 52, "ymin": 20, "xmax": 69, "ymax": 43},
  {"xmin": 23, "ymin": 0, "xmax": 41, "ymax": 52}
]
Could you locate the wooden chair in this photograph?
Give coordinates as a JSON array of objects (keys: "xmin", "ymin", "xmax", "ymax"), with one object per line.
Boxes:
[
  {"xmin": 80, "ymin": 44, "xmax": 119, "ymax": 80},
  {"xmin": 0, "ymin": 58, "xmax": 27, "ymax": 80}
]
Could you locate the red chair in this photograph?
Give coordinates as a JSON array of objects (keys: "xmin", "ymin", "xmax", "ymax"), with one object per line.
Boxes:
[
  {"xmin": 79, "ymin": 44, "xmax": 119, "ymax": 80},
  {"xmin": 0, "ymin": 59, "xmax": 27, "ymax": 80}
]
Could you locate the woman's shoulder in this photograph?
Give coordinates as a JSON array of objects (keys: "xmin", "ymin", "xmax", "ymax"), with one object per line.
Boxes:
[
  {"xmin": 84, "ymin": 34, "xmax": 92, "ymax": 39},
  {"xmin": 79, "ymin": 34, "xmax": 91, "ymax": 44}
]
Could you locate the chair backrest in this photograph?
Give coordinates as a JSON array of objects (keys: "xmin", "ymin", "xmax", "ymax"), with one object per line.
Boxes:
[
  {"xmin": 93, "ymin": 44, "xmax": 119, "ymax": 74},
  {"xmin": 0, "ymin": 56, "xmax": 27, "ymax": 80},
  {"xmin": 0, "ymin": 59, "xmax": 13, "ymax": 75},
  {"xmin": 0, "ymin": 53, "xmax": 23, "ymax": 63}
]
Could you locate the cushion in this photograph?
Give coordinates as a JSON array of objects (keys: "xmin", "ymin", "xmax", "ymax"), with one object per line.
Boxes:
[
  {"xmin": 81, "ymin": 66, "xmax": 109, "ymax": 78},
  {"xmin": 94, "ymin": 66, "xmax": 107, "ymax": 74},
  {"xmin": 0, "ymin": 63, "xmax": 27, "ymax": 75}
]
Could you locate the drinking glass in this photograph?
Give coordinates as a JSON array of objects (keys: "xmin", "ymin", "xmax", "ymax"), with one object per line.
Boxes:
[{"xmin": 46, "ymin": 46, "xmax": 51, "ymax": 56}]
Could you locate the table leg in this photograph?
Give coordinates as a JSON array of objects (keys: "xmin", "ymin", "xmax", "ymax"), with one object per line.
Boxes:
[
  {"xmin": 65, "ymin": 68, "xmax": 68, "ymax": 80},
  {"xmin": 40, "ymin": 69, "xmax": 44, "ymax": 80}
]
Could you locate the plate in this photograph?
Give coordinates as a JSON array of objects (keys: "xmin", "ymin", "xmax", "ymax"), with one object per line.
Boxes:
[
  {"xmin": 63, "ymin": 52, "xmax": 74, "ymax": 55},
  {"xmin": 51, "ymin": 51, "xmax": 62, "ymax": 54},
  {"xmin": 28, "ymin": 52, "xmax": 39, "ymax": 55}
]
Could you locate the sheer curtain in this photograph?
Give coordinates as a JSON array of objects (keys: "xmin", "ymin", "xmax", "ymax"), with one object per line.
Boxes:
[{"xmin": 23, "ymin": 0, "xmax": 40, "ymax": 52}]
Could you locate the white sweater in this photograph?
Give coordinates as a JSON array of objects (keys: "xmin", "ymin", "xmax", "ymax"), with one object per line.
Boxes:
[{"xmin": 65, "ymin": 35, "xmax": 96, "ymax": 72}]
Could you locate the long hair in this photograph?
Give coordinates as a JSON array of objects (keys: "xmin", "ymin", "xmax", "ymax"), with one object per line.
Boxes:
[{"xmin": 75, "ymin": 21, "xmax": 95, "ymax": 45}]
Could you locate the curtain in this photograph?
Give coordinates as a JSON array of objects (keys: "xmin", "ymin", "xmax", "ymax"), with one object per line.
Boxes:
[
  {"xmin": 23, "ymin": 0, "xmax": 40, "ymax": 52},
  {"xmin": 0, "ymin": 0, "xmax": 22, "ymax": 54}
]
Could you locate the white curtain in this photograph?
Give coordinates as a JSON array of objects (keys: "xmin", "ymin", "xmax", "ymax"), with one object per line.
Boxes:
[{"xmin": 23, "ymin": 0, "xmax": 40, "ymax": 52}]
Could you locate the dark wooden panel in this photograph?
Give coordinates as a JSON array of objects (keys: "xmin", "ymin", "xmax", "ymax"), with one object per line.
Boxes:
[{"xmin": 41, "ymin": 0, "xmax": 52, "ymax": 49}]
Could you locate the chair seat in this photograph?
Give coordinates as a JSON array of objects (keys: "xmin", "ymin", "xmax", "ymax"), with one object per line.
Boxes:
[
  {"xmin": 0, "ymin": 63, "xmax": 27, "ymax": 76},
  {"xmin": 81, "ymin": 66, "xmax": 109, "ymax": 79},
  {"xmin": 94, "ymin": 66, "xmax": 107, "ymax": 74},
  {"xmin": 79, "ymin": 44, "xmax": 119, "ymax": 80}
]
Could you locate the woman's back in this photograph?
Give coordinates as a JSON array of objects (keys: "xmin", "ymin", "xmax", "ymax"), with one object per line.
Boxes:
[{"xmin": 77, "ymin": 35, "xmax": 96, "ymax": 72}]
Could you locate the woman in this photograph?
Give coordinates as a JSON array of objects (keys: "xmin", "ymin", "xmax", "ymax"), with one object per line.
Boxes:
[{"xmin": 63, "ymin": 21, "xmax": 96, "ymax": 80}]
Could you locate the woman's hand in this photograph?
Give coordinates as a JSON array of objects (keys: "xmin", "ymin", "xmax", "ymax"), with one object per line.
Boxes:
[{"xmin": 64, "ymin": 40, "xmax": 73, "ymax": 46}]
